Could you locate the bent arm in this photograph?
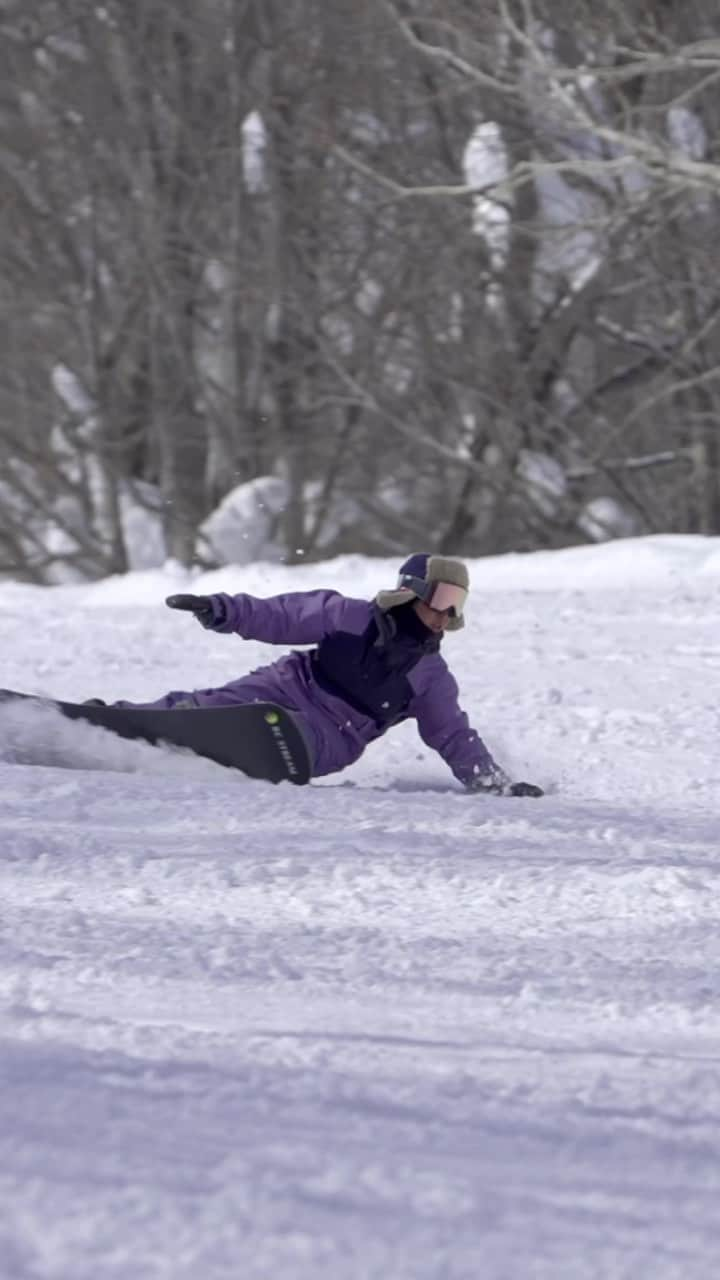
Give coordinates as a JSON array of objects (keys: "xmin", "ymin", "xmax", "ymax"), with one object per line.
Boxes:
[{"xmin": 209, "ymin": 589, "xmax": 371, "ymax": 646}]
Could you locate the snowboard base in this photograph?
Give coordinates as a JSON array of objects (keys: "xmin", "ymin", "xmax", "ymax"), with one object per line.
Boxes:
[{"xmin": 0, "ymin": 689, "xmax": 313, "ymax": 784}]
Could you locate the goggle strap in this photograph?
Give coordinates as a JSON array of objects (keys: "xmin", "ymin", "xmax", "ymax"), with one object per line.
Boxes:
[{"xmin": 398, "ymin": 574, "xmax": 433, "ymax": 603}]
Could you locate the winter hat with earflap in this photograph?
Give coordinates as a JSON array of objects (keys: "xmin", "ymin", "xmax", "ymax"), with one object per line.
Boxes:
[{"xmin": 375, "ymin": 553, "xmax": 470, "ymax": 630}]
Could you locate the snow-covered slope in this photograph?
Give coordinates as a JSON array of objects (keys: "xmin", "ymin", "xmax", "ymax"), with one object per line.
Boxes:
[{"xmin": 1, "ymin": 536, "xmax": 719, "ymax": 1279}]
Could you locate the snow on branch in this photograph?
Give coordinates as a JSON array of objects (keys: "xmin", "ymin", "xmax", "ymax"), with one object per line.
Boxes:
[
  {"xmin": 333, "ymin": 142, "xmax": 641, "ymax": 203},
  {"xmin": 363, "ymin": 1, "xmax": 720, "ymax": 202},
  {"xmin": 567, "ymin": 449, "xmax": 695, "ymax": 481}
]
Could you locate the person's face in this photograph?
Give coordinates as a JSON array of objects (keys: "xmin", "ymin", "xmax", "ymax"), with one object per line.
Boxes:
[{"xmin": 413, "ymin": 598, "xmax": 454, "ymax": 633}]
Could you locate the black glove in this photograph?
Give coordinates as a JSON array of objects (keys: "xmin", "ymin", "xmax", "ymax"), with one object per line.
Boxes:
[
  {"xmin": 506, "ymin": 781, "xmax": 544, "ymax": 798},
  {"xmin": 165, "ymin": 593, "xmax": 223, "ymax": 629},
  {"xmin": 470, "ymin": 775, "xmax": 544, "ymax": 798}
]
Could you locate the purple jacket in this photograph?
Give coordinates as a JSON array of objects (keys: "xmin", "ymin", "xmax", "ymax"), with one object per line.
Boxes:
[{"xmin": 186, "ymin": 589, "xmax": 503, "ymax": 786}]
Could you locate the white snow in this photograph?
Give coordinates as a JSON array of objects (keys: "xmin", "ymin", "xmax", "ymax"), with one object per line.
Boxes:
[
  {"xmin": 1, "ymin": 535, "xmax": 719, "ymax": 1279},
  {"xmin": 463, "ymin": 122, "xmax": 511, "ymax": 311},
  {"xmin": 51, "ymin": 363, "xmax": 95, "ymax": 418},
  {"xmin": 667, "ymin": 107, "xmax": 707, "ymax": 163},
  {"xmin": 241, "ymin": 110, "xmax": 267, "ymax": 194},
  {"xmin": 200, "ymin": 475, "xmax": 287, "ymax": 567},
  {"xmin": 463, "ymin": 122, "xmax": 511, "ymax": 260}
]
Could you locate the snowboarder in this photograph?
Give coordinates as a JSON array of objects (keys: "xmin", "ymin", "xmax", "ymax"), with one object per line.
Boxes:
[{"xmin": 98, "ymin": 554, "xmax": 542, "ymax": 796}]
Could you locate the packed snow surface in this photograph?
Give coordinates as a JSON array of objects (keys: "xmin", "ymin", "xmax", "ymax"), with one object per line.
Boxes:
[{"xmin": 1, "ymin": 535, "xmax": 719, "ymax": 1279}]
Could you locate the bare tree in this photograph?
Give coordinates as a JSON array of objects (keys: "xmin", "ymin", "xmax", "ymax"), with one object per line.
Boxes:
[
  {"xmin": 332, "ymin": 0, "xmax": 720, "ymax": 546},
  {"xmin": 2, "ymin": 0, "xmax": 720, "ymax": 581}
]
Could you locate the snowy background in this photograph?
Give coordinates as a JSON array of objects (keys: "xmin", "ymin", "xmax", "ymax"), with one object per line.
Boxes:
[{"xmin": 1, "ymin": 535, "xmax": 719, "ymax": 1279}]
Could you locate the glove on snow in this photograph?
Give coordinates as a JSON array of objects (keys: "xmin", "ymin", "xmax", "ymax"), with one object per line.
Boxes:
[
  {"xmin": 470, "ymin": 776, "xmax": 544, "ymax": 798},
  {"xmin": 505, "ymin": 781, "xmax": 544, "ymax": 798},
  {"xmin": 165, "ymin": 593, "xmax": 226, "ymax": 629}
]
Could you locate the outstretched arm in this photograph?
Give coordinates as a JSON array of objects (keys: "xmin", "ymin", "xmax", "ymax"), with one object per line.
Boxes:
[
  {"xmin": 412, "ymin": 663, "xmax": 543, "ymax": 797},
  {"xmin": 167, "ymin": 589, "xmax": 370, "ymax": 647}
]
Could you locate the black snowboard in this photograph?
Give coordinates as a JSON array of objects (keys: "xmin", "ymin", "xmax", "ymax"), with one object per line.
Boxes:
[{"xmin": 0, "ymin": 689, "xmax": 312, "ymax": 784}]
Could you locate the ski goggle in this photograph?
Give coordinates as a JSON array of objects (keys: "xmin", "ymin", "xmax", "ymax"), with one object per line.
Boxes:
[{"xmin": 399, "ymin": 574, "xmax": 468, "ymax": 618}]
